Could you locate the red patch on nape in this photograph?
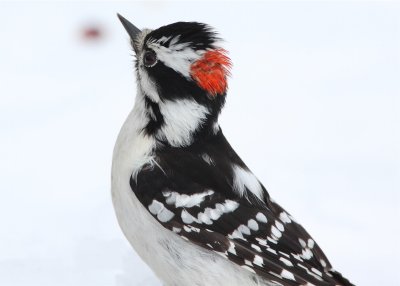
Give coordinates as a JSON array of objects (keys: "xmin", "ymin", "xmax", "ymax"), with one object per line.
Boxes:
[{"xmin": 190, "ymin": 49, "xmax": 232, "ymax": 96}]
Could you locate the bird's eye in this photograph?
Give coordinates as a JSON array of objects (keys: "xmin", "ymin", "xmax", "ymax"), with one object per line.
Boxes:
[{"xmin": 143, "ymin": 50, "xmax": 157, "ymax": 67}]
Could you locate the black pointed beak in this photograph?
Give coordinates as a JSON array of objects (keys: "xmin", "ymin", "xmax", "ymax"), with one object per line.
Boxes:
[{"xmin": 117, "ymin": 13, "xmax": 141, "ymax": 42}]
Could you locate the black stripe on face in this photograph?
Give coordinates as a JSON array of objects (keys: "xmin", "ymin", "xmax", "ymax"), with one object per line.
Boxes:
[
  {"xmin": 144, "ymin": 96, "xmax": 164, "ymax": 135},
  {"xmin": 145, "ymin": 60, "xmax": 206, "ymax": 102},
  {"xmin": 144, "ymin": 60, "xmax": 226, "ymax": 125}
]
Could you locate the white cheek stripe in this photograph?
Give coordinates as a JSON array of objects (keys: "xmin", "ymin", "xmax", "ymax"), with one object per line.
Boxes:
[{"xmin": 147, "ymin": 36, "xmax": 204, "ymax": 79}]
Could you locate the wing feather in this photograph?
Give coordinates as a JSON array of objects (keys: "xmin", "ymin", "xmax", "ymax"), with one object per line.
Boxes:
[{"xmin": 130, "ymin": 145, "xmax": 353, "ymax": 286}]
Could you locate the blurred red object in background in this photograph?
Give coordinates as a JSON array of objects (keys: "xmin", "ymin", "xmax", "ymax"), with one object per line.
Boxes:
[
  {"xmin": 84, "ymin": 27, "xmax": 101, "ymax": 39},
  {"xmin": 80, "ymin": 23, "xmax": 106, "ymax": 43}
]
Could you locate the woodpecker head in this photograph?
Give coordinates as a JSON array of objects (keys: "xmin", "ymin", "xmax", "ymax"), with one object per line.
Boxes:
[{"xmin": 118, "ymin": 15, "xmax": 232, "ymax": 147}]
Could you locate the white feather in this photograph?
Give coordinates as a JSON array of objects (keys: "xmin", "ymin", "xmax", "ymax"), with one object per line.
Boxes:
[
  {"xmin": 232, "ymin": 165, "xmax": 264, "ymax": 201},
  {"xmin": 164, "ymin": 189, "xmax": 214, "ymax": 208},
  {"xmin": 148, "ymin": 36, "xmax": 204, "ymax": 78},
  {"xmin": 157, "ymin": 98, "xmax": 209, "ymax": 147}
]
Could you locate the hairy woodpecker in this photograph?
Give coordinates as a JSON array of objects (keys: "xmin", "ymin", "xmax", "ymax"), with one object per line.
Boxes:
[{"xmin": 111, "ymin": 14, "xmax": 353, "ymax": 286}]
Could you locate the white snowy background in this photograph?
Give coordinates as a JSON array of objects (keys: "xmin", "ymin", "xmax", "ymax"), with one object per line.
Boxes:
[{"xmin": 0, "ymin": 1, "xmax": 399, "ymax": 286}]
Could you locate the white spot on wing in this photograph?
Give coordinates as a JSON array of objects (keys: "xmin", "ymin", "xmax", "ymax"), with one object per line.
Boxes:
[
  {"xmin": 256, "ymin": 212, "xmax": 268, "ymax": 223},
  {"xmin": 148, "ymin": 200, "xmax": 164, "ymax": 215},
  {"xmin": 279, "ymin": 257, "xmax": 293, "ymax": 267},
  {"xmin": 189, "ymin": 198, "xmax": 238, "ymax": 226},
  {"xmin": 307, "ymin": 238, "xmax": 315, "ymax": 249},
  {"xmin": 247, "ymin": 219, "xmax": 259, "ymax": 231},
  {"xmin": 253, "ymin": 255, "xmax": 263, "ymax": 267},
  {"xmin": 271, "ymin": 225, "xmax": 282, "ymax": 239},
  {"xmin": 204, "ymin": 207, "xmax": 223, "ymax": 220},
  {"xmin": 301, "ymin": 248, "xmax": 313, "ymax": 260},
  {"xmin": 164, "ymin": 189, "xmax": 214, "ymax": 208},
  {"xmin": 223, "ymin": 199, "xmax": 239, "ymax": 212},
  {"xmin": 251, "ymin": 244, "xmax": 262, "ymax": 252},
  {"xmin": 238, "ymin": 224, "xmax": 251, "ymax": 236},
  {"xmin": 256, "ymin": 238, "xmax": 268, "ymax": 246},
  {"xmin": 181, "ymin": 209, "xmax": 198, "ymax": 224},
  {"xmin": 279, "ymin": 211, "xmax": 292, "ymax": 223},
  {"xmin": 175, "ymin": 194, "xmax": 190, "ymax": 207},
  {"xmin": 157, "ymin": 207, "xmax": 174, "ymax": 222},
  {"xmin": 147, "ymin": 199, "xmax": 174, "ymax": 223},
  {"xmin": 164, "ymin": 191, "xmax": 177, "ymax": 205},
  {"xmin": 232, "ymin": 165, "xmax": 264, "ymax": 200},
  {"xmin": 229, "ymin": 229, "xmax": 245, "ymax": 240},
  {"xmin": 198, "ymin": 212, "xmax": 213, "ymax": 225},
  {"xmin": 281, "ymin": 269, "xmax": 295, "ymax": 281},
  {"xmin": 299, "ymin": 238, "xmax": 307, "ymax": 248}
]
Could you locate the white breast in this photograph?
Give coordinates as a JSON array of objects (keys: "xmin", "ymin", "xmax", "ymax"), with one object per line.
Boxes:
[{"xmin": 111, "ymin": 99, "xmax": 270, "ymax": 286}]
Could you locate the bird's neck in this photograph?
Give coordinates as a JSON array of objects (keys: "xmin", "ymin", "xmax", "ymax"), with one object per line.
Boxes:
[{"xmin": 133, "ymin": 92, "xmax": 220, "ymax": 148}]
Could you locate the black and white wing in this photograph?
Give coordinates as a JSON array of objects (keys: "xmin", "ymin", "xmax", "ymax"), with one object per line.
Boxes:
[{"xmin": 131, "ymin": 140, "xmax": 353, "ymax": 286}]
